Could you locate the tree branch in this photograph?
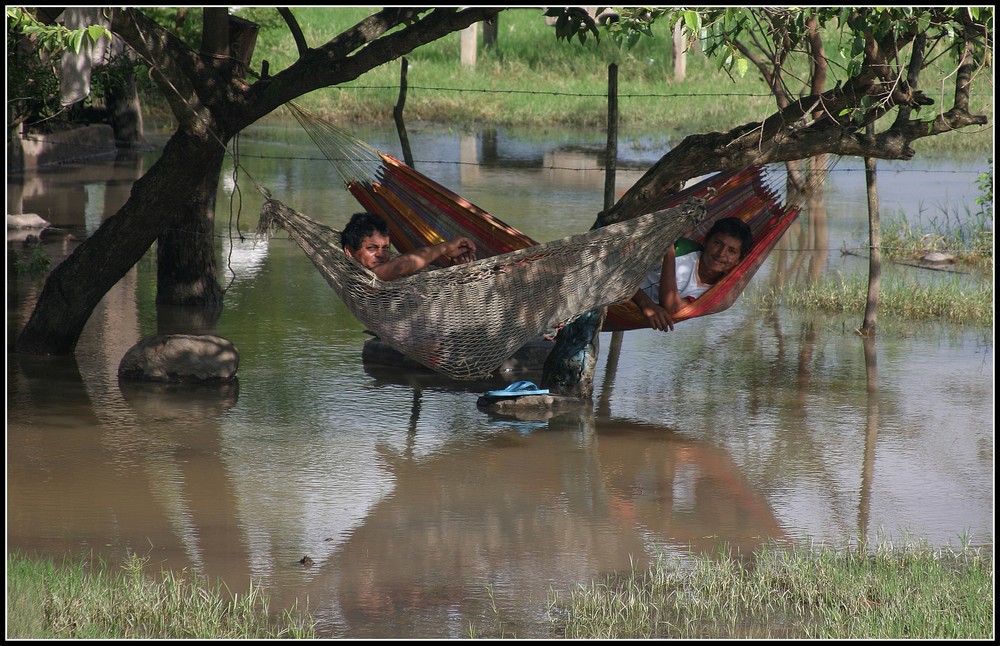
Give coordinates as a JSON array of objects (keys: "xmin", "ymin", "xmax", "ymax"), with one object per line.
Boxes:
[
  {"xmin": 243, "ymin": 7, "xmax": 502, "ymax": 124},
  {"xmin": 111, "ymin": 8, "xmax": 211, "ymax": 133},
  {"xmin": 277, "ymin": 7, "xmax": 309, "ymax": 56}
]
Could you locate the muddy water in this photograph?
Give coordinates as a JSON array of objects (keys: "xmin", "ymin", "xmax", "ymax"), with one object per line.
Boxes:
[{"xmin": 7, "ymin": 122, "xmax": 993, "ymax": 638}]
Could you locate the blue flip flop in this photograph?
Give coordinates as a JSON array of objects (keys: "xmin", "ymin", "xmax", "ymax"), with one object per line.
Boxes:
[{"xmin": 484, "ymin": 380, "xmax": 549, "ymax": 398}]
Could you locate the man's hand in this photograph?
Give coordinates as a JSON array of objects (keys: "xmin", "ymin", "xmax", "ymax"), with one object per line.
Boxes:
[
  {"xmin": 444, "ymin": 237, "xmax": 477, "ymax": 265},
  {"xmin": 632, "ymin": 289, "xmax": 675, "ymax": 332},
  {"xmin": 641, "ymin": 302, "xmax": 675, "ymax": 332}
]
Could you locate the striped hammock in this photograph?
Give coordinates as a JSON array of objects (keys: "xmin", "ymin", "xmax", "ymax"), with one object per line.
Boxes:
[{"xmin": 286, "ymin": 101, "xmax": 800, "ymax": 333}]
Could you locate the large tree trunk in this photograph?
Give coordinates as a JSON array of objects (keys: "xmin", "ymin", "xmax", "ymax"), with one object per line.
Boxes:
[
  {"xmin": 14, "ymin": 129, "xmax": 226, "ymax": 354},
  {"xmin": 155, "ymin": 144, "xmax": 226, "ymax": 307}
]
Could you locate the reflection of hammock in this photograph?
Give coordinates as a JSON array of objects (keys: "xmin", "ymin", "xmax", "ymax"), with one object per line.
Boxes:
[
  {"xmin": 257, "ymin": 196, "xmax": 707, "ymax": 379},
  {"xmin": 286, "ymin": 101, "xmax": 801, "ymax": 332}
]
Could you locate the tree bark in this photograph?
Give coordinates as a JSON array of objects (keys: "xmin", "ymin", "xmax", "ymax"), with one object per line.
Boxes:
[
  {"xmin": 155, "ymin": 143, "xmax": 227, "ymax": 307},
  {"xmin": 15, "ymin": 129, "xmax": 228, "ymax": 354}
]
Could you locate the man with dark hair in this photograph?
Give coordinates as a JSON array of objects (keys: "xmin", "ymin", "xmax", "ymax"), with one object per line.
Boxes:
[
  {"xmin": 631, "ymin": 217, "xmax": 753, "ymax": 332},
  {"xmin": 342, "ymin": 212, "xmax": 477, "ymax": 281}
]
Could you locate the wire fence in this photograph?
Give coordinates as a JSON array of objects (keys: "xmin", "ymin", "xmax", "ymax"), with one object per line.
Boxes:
[{"xmin": 11, "ymin": 82, "xmax": 994, "ymax": 179}]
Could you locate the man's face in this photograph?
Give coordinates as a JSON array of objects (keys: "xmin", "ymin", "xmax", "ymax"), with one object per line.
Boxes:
[
  {"xmin": 348, "ymin": 231, "xmax": 391, "ymax": 269},
  {"xmin": 700, "ymin": 232, "xmax": 743, "ymax": 278}
]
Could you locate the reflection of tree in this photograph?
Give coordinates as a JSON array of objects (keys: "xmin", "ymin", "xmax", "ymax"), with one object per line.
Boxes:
[
  {"xmin": 318, "ymin": 414, "xmax": 785, "ymax": 637},
  {"xmin": 7, "ymin": 353, "xmax": 250, "ymax": 591},
  {"xmin": 767, "ymin": 156, "xmax": 831, "ymax": 291},
  {"xmin": 858, "ymin": 337, "xmax": 879, "ymax": 548}
]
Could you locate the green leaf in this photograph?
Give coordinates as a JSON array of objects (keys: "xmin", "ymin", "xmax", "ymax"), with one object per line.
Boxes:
[
  {"xmin": 736, "ymin": 56, "xmax": 748, "ymax": 78},
  {"xmin": 71, "ymin": 29, "xmax": 85, "ymax": 54},
  {"xmin": 683, "ymin": 10, "xmax": 699, "ymax": 33},
  {"xmin": 86, "ymin": 25, "xmax": 109, "ymax": 43}
]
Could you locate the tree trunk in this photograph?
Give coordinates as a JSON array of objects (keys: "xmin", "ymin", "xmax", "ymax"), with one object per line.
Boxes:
[
  {"xmin": 155, "ymin": 144, "xmax": 226, "ymax": 307},
  {"xmin": 105, "ymin": 70, "xmax": 144, "ymax": 147},
  {"xmin": 14, "ymin": 130, "xmax": 225, "ymax": 354},
  {"xmin": 860, "ymin": 134, "xmax": 881, "ymax": 335},
  {"xmin": 151, "ymin": 8, "xmax": 237, "ymax": 308},
  {"xmin": 541, "ymin": 309, "xmax": 606, "ymax": 398},
  {"xmin": 483, "ymin": 14, "xmax": 498, "ymax": 49}
]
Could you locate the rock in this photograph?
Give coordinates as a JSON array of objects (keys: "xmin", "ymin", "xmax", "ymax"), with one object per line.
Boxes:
[
  {"xmin": 7, "ymin": 213, "xmax": 50, "ymax": 229},
  {"xmin": 118, "ymin": 334, "xmax": 239, "ymax": 383},
  {"xmin": 476, "ymin": 392, "xmax": 588, "ymax": 413},
  {"xmin": 920, "ymin": 251, "xmax": 954, "ymax": 265}
]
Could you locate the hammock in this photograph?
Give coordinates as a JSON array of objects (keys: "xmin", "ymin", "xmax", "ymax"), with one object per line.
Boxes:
[
  {"xmin": 257, "ymin": 195, "xmax": 708, "ymax": 380},
  {"xmin": 287, "ymin": 101, "xmax": 801, "ymax": 332}
]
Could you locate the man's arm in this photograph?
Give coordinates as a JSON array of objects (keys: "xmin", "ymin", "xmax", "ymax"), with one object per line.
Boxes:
[
  {"xmin": 373, "ymin": 237, "xmax": 476, "ymax": 281},
  {"xmin": 631, "ymin": 249, "xmax": 677, "ymax": 332},
  {"xmin": 657, "ymin": 244, "xmax": 684, "ymax": 314}
]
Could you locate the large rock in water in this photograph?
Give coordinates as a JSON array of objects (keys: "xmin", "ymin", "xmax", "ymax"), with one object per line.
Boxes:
[{"xmin": 118, "ymin": 334, "xmax": 239, "ymax": 383}]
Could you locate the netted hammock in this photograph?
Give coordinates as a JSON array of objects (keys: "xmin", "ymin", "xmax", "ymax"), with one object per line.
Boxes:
[
  {"xmin": 286, "ymin": 101, "xmax": 801, "ymax": 332},
  {"xmin": 257, "ymin": 196, "xmax": 707, "ymax": 379}
]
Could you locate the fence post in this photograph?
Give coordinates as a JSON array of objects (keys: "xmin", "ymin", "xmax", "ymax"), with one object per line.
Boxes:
[
  {"xmin": 672, "ymin": 20, "xmax": 687, "ymax": 82},
  {"xmin": 461, "ymin": 23, "xmax": 477, "ymax": 68}
]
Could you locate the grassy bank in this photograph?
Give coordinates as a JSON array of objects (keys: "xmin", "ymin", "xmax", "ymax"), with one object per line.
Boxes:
[
  {"xmin": 546, "ymin": 540, "xmax": 993, "ymax": 640},
  {"xmin": 6, "ymin": 551, "xmax": 314, "ymax": 639},
  {"xmin": 10, "ymin": 540, "xmax": 992, "ymax": 639},
  {"xmin": 140, "ymin": 8, "xmax": 992, "ymax": 159}
]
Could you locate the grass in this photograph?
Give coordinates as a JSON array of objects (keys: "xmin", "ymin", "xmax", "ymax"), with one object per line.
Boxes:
[
  {"xmin": 13, "ymin": 540, "xmax": 991, "ymax": 640},
  {"xmin": 6, "ymin": 551, "xmax": 315, "ymax": 639},
  {"xmin": 133, "ymin": 7, "xmax": 992, "ymax": 159},
  {"xmin": 547, "ymin": 538, "xmax": 994, "ymax": 639},
  {"xmin": 877, "ymin": 205, "xmax": 994, "ymax": 274},
  {"xmin": 754, "ymin": 273, "xmax": 993, "ymax": 328},
  {"xmin": 749, "ymin": 194, "xmax": 994, "ymax": 327}
]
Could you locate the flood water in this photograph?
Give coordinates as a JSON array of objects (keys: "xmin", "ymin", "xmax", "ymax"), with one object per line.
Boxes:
[{"xmin": 6, "ymin": 117, "xmax": 994, "ymax": 638}]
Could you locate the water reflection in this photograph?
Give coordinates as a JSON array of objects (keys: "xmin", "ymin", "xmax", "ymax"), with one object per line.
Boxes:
[
  {"xmin": 7, "ymin": 356, "xmax": 789, "ymax": 639},
  {"xmin": 6, "ymin": 124, "xmax": 993, "ymax": 638},
  {"xmin": 320, "ymin": 413, "xmax": 787, "ymax": 638}
]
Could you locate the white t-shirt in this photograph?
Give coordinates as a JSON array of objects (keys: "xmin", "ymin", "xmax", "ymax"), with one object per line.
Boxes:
[{"xmin": 639, "ymin": 250, "xmax": 707, "ymax": 303}]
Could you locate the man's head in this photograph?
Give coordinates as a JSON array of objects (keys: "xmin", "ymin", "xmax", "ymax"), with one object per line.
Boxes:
[
  {"xmin": 342, "ymin": 212, "xmax": 391, "ymax": 269},
  {"xmin": 705, "ymin": 217, "xmax": 753, "ymax": 259},
  {"xmin": 699, "ymin": 217, "xmax": 753, "ymax": 281}
]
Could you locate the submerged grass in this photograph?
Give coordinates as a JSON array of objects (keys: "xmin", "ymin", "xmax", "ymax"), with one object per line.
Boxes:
[
  {"xmin": 877, "ymin": 205, "xmax": 994, "ymax": 274},
  {"xmin": 6, "ymin": 551, "xmax": 315, "ymax": 639},
  {"xmin": 753, "ymin": 194, "xmax": 994, "ymax": 327},
  {"xmin": 752, "ymin": 273, "xmax": 993, "ymax": 327},
  {"xmin": 550, "ymin": 539, "xmax": 994, "ymax": 639}
]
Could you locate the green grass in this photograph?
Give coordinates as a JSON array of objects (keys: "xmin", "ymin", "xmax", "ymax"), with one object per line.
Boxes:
[
  {"xmin": 6, "ymin": 551, "xmax": 315, "ymax": 639},
  {"xmin": 876, "ymin": 205, "xmax": 994, "ymax": 274},
  {"xmin": 751, "ymin": 273, "xmax": 993, "ymax": 328},
  {"xmin": 15, "ymin": 540, "xmax": 990, "ymax": 640},
  {"xmin": 750, "ymin": 196, "xmax": 994, "ymax": 327},
  {"xmin": 134, "ymin": 7, "xmax": 992, "ymax": 158},
  {"xmin": 548, "ymin": 539, "xmax": 994, "ymax": 639}
]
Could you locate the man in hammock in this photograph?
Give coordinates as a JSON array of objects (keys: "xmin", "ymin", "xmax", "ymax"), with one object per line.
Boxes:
[
  {"xmin": 342, "ymin": 212, "xmax": 477, "ymax": 281},
  {"xmin": 631, "ymin": 217, "xmax": 753, "ymax": 333}
]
